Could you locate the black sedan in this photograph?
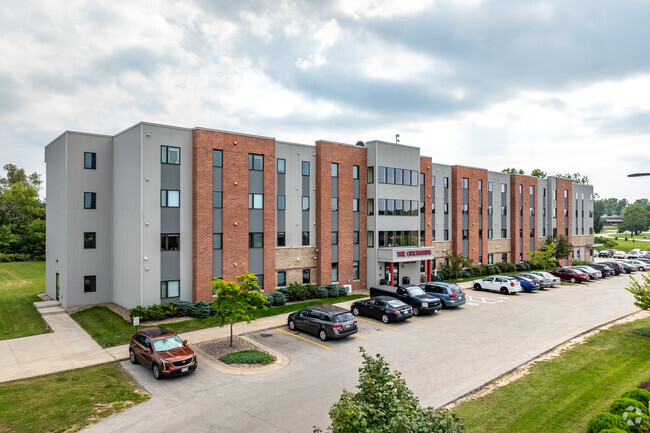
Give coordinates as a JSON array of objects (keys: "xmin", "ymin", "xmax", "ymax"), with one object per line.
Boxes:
[{"xmin": 350, "ymin": 296, "xmax": 413, "ymax": 323}]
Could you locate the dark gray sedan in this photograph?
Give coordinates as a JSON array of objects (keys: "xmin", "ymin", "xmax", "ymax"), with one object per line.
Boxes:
[
  {"xmin": 419, "ymin": 282, "xmax": 466, "ymax": 308},
  {"xmin": 351, "ymin": 296, "xmax": 413, "ymax": 323}
]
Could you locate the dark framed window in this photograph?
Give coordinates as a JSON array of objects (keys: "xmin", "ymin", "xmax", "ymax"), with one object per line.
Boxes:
[
  {"xmin": 353, "ymin": 261, "xmax": 359, "ymax": 280},
  {"xmin": 462, "ymin": 204, "xmax": 468, "ymax": 215},
  {"xmin": 255, "ymin": 274, "xmax": 264, "ymax": 290},
  {"xmin": 387, "ymin": 167, "xmax": 395, "ymax": 184},
  {"xmin": 213, "ymin": 191, "xmax": 222, "ymax": 208},
  {"xmin": 161, "ymin": 234, "xmax": 180, "ymax": 251},
  {"xmin": 444, "ymin": 203, "xmax": 448, "ymax": 214},
  {"xmin": 478, "ymin": 179, "xmax": 482, "ymax": 190},
  {"xmin": 462, "ymin": 229, "xmax": 468, "ymax": 240},
  {"xmin": 277, "ymin": 195, "xmax": 285, "ymax": 210},
  {"xmin": 84, "ymin": 232, "xmax": 96, "ymax": 249},
  {"xmin": 278, "ymin": 271, "xmax": 287, "ymax": 287},
  {"xmin": 84, "ymin": 192, "xmax": 96, "ymax": 209},
  {"xmin": 332, "ymin": 163, "xmax": 338, "ymax": 177},
  {"xmin": 378, "ymin": 166, "xmax": 386, "ymax": 183},
  {"xmin": 84, "ymin": 275, "xmax": 96, "ymax": 293},
  {"xmin": 462, "ymin": 178, "xmax": 468, "ymax": 189},
  {"xmin": 353, "ymin": 231, "xmax": 359, "ymax": 244},
  {"xmin": 161, "ymin": 280, "xmax": 180, "ymax": 298},
  {"xmin": 353, "ymin": 165, "xmax": 359, "ymax": 179},
  {"xmin": 332, "ymin": 263, "xmax": 338, "ymax": 282},
  {"xmin": 395, "ymin": 168, "xmax": 403, "ymax": 185},
  {"xmin": 367, "ymin": 231, "xmax": 374, "ymax": 247},
  {"xmin": 432, "ymin": 175, "xmax": 436, "ymax": 186},
  {"xmin": 84, "ymin": 152, "xmax": 96, "ymax": 169},
  {"xmin": 488, "ymin": 182, "xmax": 493, "ymax": 192},
  {"xmin": 249, "ymin": 193, "xmax": 263, "ymax": 209},
  {"xmin": 444, "ymin": 229, "xmax": 449, "ymax": 241},
  {"xmin": 302, "ymin": 231, "xmax": 310, "ymax": 246},
  {"xmin": 352, "ymin": 198, "xmax": 359, "ymax": 212},
  {"xmin": 302, "ymin": 161, "xmax": 310, "ymax": 176},
  {"xmin": 501, "ymin": 206, "xmax": 507, "ymax": 216},
  {"xmin": 161, "ymin": 146, "xmax": 180, "ymax": 164},
  {"xmin": 248, "ymin": 233, "xmax": 264, "ymax": 248},
  {"xmin": 302, "ymin": 196, "xmax": 310, "ymax": 211},
  {"xmin": 277, "ymin": 232, "xmax": 286, "ymax": 247},
  {"xmin": 248, "ymin": 154, "xmax": 264, "ymax": 171},
  {"xmin": 213, "ymin": 233, "xmax": 222, "ymax": 249},
  {"xmin": 331, "ymin": 232, "xmax": 338, "ymax": 245},
  {"xmin": 502, "ymin": 229, "xmax": 508, "ymax": 238},
  {"xmin": 367, "ymin": 166, "xmax": 374, "ymax": 183},
  {"xmin": 277, "ymin": 158, "xmax": 286, "ymax": 173},
  {"xmin": 161, "ymin": 190, "xmax": 180, "ymax": 207},
  {"xmin": 303, "ymin": 269, "xmax": 310, "ymax": 284},
  {"xmin": 488, "ymin": 229, "xmax": 493, "ymax": 239},
  {"xmin": 411, "ymin": 170, "xmax": 418, "ymax": 186},
  {"xmin": 444, "ymin": 177, "xmax": 449, "ymax": 188},
  {"xmin": 501, "ymin": 183, "xmax": 507, "ymax": 193},
  {"xmin": 213, "ymin": 149, "xmax": 222, "ymax": 167},
  {"xmin": 488, "ymin": 254, "xmax": 493, "ymax": 264},
  {"xmin": 367, "ymin": 199, "xmax": 374, "ymax": 216},
  {"xmin": 502, "ymin": 253, "xmax": 508, "ymax": 262}
]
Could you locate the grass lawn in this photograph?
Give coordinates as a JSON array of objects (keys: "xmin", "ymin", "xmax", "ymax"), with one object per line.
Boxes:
[
  {"xmin": 0, "ymin": 261, "xmax": 49, "ymax": 340},
  {"xmin": 219, "ymin": 349, "xmax": 275, "ymax": 365},
  {"xmin": 0, "ymin": 362, "xmax": 149, "ymax": 433},
  {"xmin": 453, "ymin": 316, "xmax": 650, "ymax": 433},
  {"xmin": 72, "ymin": 294, "xmax": 366, "ymax": 348},
  {"xmin": 595, "ymin": 237, "xmax": 650, "ymax": 252}
]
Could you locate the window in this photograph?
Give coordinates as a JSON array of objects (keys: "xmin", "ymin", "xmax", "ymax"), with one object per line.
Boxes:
[
  {"xmin": 501, "ymin": 206, "xmax": 507, "ymax": 216},
  {"xmin": 277, "ymin": 195, "xmax": 285, "ymax": 210},
  {"xmin": 84, "ymin": 232, "xmax": 96, "ymax": 249},
  {"xmin": 444, "ymin": 177, "xmax": 449, "ymax": 188},
  {"xmin": 84, "ymin": 152, "xmax": 96, "ymax": 169},
  {"xmin": 331, "ymin": 197, "xmax": 338, "ymax": 211},
  {"xmin": 519, "ymin": 184, "xmax": 523, "ymax": 194},
  {"xmin": 248, "ymin": 233, "xmax": 264, "ymax": 248},
  {"xmin": 590, "ymin": 193, "xmax": 593, "ymax": 201},
  {"xmin": 255, "ymin": 274, "xmax": 264, "ymax": 290},
  {"xmin": 564, "ymin": 189, "xmax": 568, "ymax": 198},
  {"xmin": 462, "ymin": 178, "xmax": 469, "ymax": 189},
  {"xmin": 302, "ymin": 196, "xmax": 310, "ymax": 211},
  {"xmin": 352, "ymin": 198, "xmax": 359, "ymax": 212},
  {"xmin": 277, "ymin": 232, "xmax": 285, "ymax": 247},
  {"xmin": 395, "ymin": 168, "xmax": 403, "ymax": 185},
  {"xmin": 332, "ymin": 263, "xmax": 338, "ymax": 282},
  {"xmin": 530, "ymin": 185, "xmax": 535, "ymax": 194},
  {"xmin": 302, "ymin": 161, "xmax": 310, "ymax": 176},
  {"xmin": 161, "ymin": 190, "xmax": 180, "ymax": 207},
  {"xmin": 331, "ymin": 232, "xmax": 338, "ymax": 245},
  {"xmin": 412, "ymin": 170, "xmax": 418, "ymax": 186},
  {"xmin": 84, "ymin": 192, "xmax": 96, "ymax": 209},
  {"xmin": 161, "ymin": 280, "xmax": 180, "ymax": 298},
  {"xmin": 478, "ymin": 180, "xmax": 483, "ymax": 190},
  {"xmin": 420, "ymin": 173, "xmax": 425, "ymax": 186},
  {"xmin": 462, "ymin": 204, "xmax": 468, "ymax": 215},
  {"xmin": 502, "ymin": 253, "xmax": 508, "ymax": 262},
  {"xmin": 432, "ymin": 202, "xmax": 435, "ymax": 213},
  {"xmin": 84, "ymin": 275, "xmax": 96, "ymax": 293},
  {"xmin": 432, "ymin": 175, "xmax": 436, "ymax": 187},
  {"xmin": 589, "ymin": 210, "xmax": 593, "ymax": 217},
  {"xmin": 353, "ymin": 231, "xmax": 359, "ymax": 244},
  {"xmin": 353, "ymin": 261, "xmax": 359, "ymax": 280},
  {"xmin": 353, "ymin": 165, "xmax": 359, "ymax": 179},
  {"xmin": 387, "ymin": 167, "xmax": 395, "ymax": 184},
  {"xmin": 479, "ymin": 204, "xmax": 483, "ymax": 215},
  {"xmin": 488, "ymin": 254, "xmax": 494, "ymax": 264},
  {"xmin": 332, "ymin": 163, "xmax": 338, "ymax": 177},
  {"xmin": 488, "ymin": 205, "xmax": 493, "ymax": 215},
  {"xmin": 444, "ymin": 203, "xmax": 449, "ymax": 214},
  {"xmin": 249, "ymin": 193, "xmax": 263, "ymax": 209},
  {"xmin": 589, "ymin": 227, "xmax": 593, "ymax": 234},
  {"xmin": 367, "ymin": 231, "xmax": 374, "ymax": 247},
  {"xmin": 462, "ymin": 229, "xmax": 468, "ymax": 240},
  {"xmin": 553, "ymin": 190, "xmax": 557, "ymax": 200},
  {"xmin": 479, "ymin": 229, "xmax": 483, "ymax": 238},
  {"xmin": 553, "ymin": 208, "xmax": 557, "ymax": 218},
  {"xmin": 501, "ymin": 183, "xmax": 507, "ymax": 193},
  {"xmin": 161, "ymin": 146, "xmax": 180, "ymax": 164},
  {"xmin": 444, "ymin": 230, "xmax": 449, "ymax": 241},
  {"xmin": 278, "ymin": 271, "xmax": 287, "ymax": 287},
  {"xmin": 367, "ymin": 166, "xmax": 374, "ymax": 184},
  {"xmin": 277, "ymin": 158, "xmax": 285, "ymax": 173},
  {"xmin": 488, "ymin": 182, "xmax": 493, "ymax": 192},
  {"xmin": 213, "ymin": 150, "xmax": 222, "ymax": 167},
  {"xmin": 302, "ymin": 231, "xmax": 310, "ymax": 246},
  {"xmin": 213, "ymin": 191, "xmax": 222, "ymax": 208},
  {"xmin": 530, "ymin": 208, "xmax": 535, "ymax": 216},
  {"xmin": 303, "ymin": 269, "xmax": 310, "ymax": 284},
  {"xmin": 213, "ymin": 233, "xmax": 222, "ymax": 249},
  {"xmin": 378, "ymin": 166, "xmax": 386, "ymax": 183},
  {"xmin": 502, "ymin": 229, "xmax": 507, "ymax": 238},
  {"xmin": 248, "ymin": 154, "xmax": 263, "ymax": 171},
  {"xmin": 553, "ymin": 227, "xmax": 557, "ymax": 237},
  {"xmin": 432, "ymin": 229, "xmax": 436, "ymax": 241},
  {"xmin": 488, "ymin": 229, "xmax": 493, "ymax": 239},
  {"xmin": 367, "ymin": 199, "xmax": 374, "ymax": 216},
  {"xmin": 161, "ymin": 234, "xmax": 180, "ymax": 251}
]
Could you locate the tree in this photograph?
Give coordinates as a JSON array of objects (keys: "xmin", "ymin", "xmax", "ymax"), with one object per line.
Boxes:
[
  {"xmin": 443, "ymin": 251, "xmax": 473, "ymax": 280},
  {"xmin": 530, "ymin": 168, "xmax": 547, "ymax": 178},
  {"xmin": 501, "ymin": 168, "xmax": 525, "ymax": 174},
  {"xmin": 593, "ymin": 210, "xmax": 604, "ymax": 233},
  {"xmin": 0, "ymin": 164, "xmax": 42, "ymax": 195},
  {"xmin": 211, "ymin": 273, "xmax": 268, "ymax": 347},
  {"xmin": 315, "ymin": 347, "xmax": 465, "ymax": 433},
  {"xmin": 556, "ymin": 172, "xmax": 590, "ymax": 185},
  {"xmin": 527, "ymin": 242, "xmax": 557, "ymax": 271},
  {"xmin": 633, "ymin": 199, "xmax": 650, "ymax": 212},
  {"xmin": 545, "ymin": 235, "xmax": 572, "ymax": 263},
  {"xmin": 626, "ymin": 274, "xmax": 650, "ymax": 311},
  {"xmin": 618, "ymin": 204, "xmax": 650, "ymax": 237},
  {"xmin": 0, "ymin": 181, "xmax": 46, "ymax": 257}
]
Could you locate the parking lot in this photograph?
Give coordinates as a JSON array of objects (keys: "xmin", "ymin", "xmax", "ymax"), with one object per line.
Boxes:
[{"xmin": 85, "ymin": 273, "xmax": 639, "ymax": 433}]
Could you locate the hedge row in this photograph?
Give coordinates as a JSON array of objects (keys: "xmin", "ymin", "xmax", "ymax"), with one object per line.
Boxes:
[
  {"xmin": 0, "ymin": 253, "xmax": 44, "ymax": 262},
  {"xmin": 586, "ymin": 387, "xmax": 650, "ymax": 433},
  {"xmin": 265, "ymin": 283, "xmax": 349, "ymax": 306},
  {"xmin": 437, "ymin": 261, "xmax": 539, "ymax": 281},
  {"xmin": 128, "ymin": 300, "xmax": 215, "ymax": 321}
]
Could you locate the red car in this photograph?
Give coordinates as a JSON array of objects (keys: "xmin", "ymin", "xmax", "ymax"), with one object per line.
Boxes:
[
  {"xmin": 129, "ymin": 327, "xmax": 198, "ymax": 379},
  {"xmin": 550, "ymin": 268, "xmax": 589, "ymax": 283}
]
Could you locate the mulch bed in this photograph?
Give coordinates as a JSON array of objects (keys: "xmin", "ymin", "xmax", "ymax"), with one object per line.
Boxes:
[{"xmin": 196, "ymin": 336, "xmax": 273, "ymax": 369}]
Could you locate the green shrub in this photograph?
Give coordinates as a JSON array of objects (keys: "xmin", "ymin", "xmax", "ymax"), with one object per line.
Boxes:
[
  {"xmin": 304, "ymin": 284, "xmax": 318, "ymax": 299},
  {"xmin": 162, "ymin": 302, "xmax": 178, "ymax": 317},
  {"xmin": 622, "ymin": 388, "xmax": 650, "ymax": 407},
  {"xmin": 470, "ymin": 266, "xmax": 484, "ymax": 277},
  {"xmin": 586, "ymin": 413, "xmax": 628, "ymax": 433},
  {"xmin": 599, "ymin": 429, "xmax": 628, "ymax": 433},
  {"xmin": 463, "ymin": 268, "xmax": 475, "ymax": 277},
  {"xmin": 429, "ymin": 273, "xmax": 444, "ymax": 282},
  {"xmin": 277, "ymin": 287, "xmax": 289, "ymax": 297},
  {"xmin": 610, "ymin": 398, "xmax": 647, "ymax": 416},
  {"xmin": 288, "ymin": 282, "xmax": 307, "ymax": 302},
  {"xmin": 129, "ymin": 305, "xmax": 147, "ymax": 320},
  {"xmin": 328, "ymin": 286, "xmax": 339, "ymax": 298},
  {"xmin": 496, "ymin": 262, "xmax": 516, "ymax": 272},
  {"xmin": 459, "ymin": 271, "xmax": 472, "ymax": 279},
  {"xmin": 573, "ymin": 260, "xmax": 590, "ymax": 266},
  {"xmin": 317, "ymin": 286, "xmax": 329, "ymax": 299},
  {"xmin": 191, "ymin": 301, "xmax": 212, "ymax": 318},
  {"xmin": 515, "ymin": 263, "xmax": 531, "ymax": 271},
  {"xmin": 337, "ymin": 286, "xmax": 349, "ymax": 296},
  {"xmin": 271, "ymin": 291, "xmax": 287, "ymax": 306},
  {"xmin": 624, "ymin": 413, "xmax": 650, "ymax": 433},
  {"xmin": 175, "ymin": 300, "xmax": 193, "ymax": 317}
]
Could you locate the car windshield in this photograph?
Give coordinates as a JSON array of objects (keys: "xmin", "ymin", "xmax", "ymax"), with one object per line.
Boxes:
[
  {"xmin": 334, "ymin": 312, "xmax": 355, "ymax": 322},
  {"xmin": 407, "ymin": 287, "xmax": 426, "ymax": 297},
  {"xmin": 152, "ymin": 335, "xmax": 184, "ymax": 352},
  {"xmin": 386, "ymin": 299, "xmax": 406, "ymax": 308}
]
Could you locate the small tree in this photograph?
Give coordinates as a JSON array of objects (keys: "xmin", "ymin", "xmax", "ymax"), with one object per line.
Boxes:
[
  {"xmin": 443, "ymin": 251, "xmax": 473, "ymax": 280},
  {"xmin": 530, "ymin": 168, "xmax": 547, "ymax": 178},
  {"xmin": 501, "ymin": 167, "xmax": 525, "ymax": 174},
  {"xmin": 211, "ymin": 273, "xmax": 268, "ymax": 347},
  {"xmin": 618, "ymin": 204, "xmax": 650, "ymax": 238},
  {"xmin": 626, "ymin": 274, "xmax": 650, "ymax": 311},
  {"xmin": 545, "ymin": 235, "xmax": 573, "ymax": 264},
  {"xmin": 527, "ymin": 242, "xmax": 557, "ymax": 270},
  {"xmin": 315, "ymin": 347, "xmax": 465, "ymax": 433}
]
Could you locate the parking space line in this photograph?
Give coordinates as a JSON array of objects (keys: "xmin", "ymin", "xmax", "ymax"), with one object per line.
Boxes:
[
  {"xmin": 275, "ymin": 328, "xmax": 332, "ymax": 350},
  {"xmin": 355, "ymin": 317, "xmax": 399, "ymax": 330},
  {"xmin": 352, "ymin": 334, "xmax": 368, "ymax": 339},
  {"xmin": 411, "ymin": 317, "xmax": 427, "ymax": 322},
  {"xmin": 438, "ymin": 311, "xmax": 452, "ymax": 315}
]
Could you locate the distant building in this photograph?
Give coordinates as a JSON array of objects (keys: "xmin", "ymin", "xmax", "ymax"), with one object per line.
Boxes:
[{"xmin": 603, "ymin": 215, "xmax": 622, "ymax": 225}]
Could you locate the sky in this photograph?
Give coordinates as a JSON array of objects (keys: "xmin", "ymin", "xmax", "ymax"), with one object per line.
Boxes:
[{"xmin": 1, "ymin": 0, "xmax": 649, "ymax": 201}]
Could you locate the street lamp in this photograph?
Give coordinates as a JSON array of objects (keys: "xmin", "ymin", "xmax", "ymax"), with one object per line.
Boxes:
[{"xmin": 628, "ymin": 173, "xmax": 650, "ymax": 177}]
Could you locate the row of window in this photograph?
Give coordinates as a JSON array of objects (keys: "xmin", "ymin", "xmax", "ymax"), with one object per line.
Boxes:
[
  {"xmin": 376, "ymin": 199, "xmax": 420, "ymax": 217},
  {"xmin": 377, "ymin": 166, "xmax": 419, "ymax": 186}
]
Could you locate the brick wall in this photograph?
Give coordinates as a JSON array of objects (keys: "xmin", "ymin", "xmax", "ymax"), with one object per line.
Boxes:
[
  {"xmin": 509, "ymin": 174, "xmax": 538, "ymax": 262},
  {"xmin": 420, "ymin": 157, "xmax": 433, "ymax": 247},
  {"xmin": 451, "ymin": 166, "xmax": 488, "ymax": 264}
]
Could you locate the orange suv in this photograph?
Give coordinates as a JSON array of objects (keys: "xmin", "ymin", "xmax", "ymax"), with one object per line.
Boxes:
[{"xmin": 129, "ymin": 327, "xmax": 198, "ymax": 379}]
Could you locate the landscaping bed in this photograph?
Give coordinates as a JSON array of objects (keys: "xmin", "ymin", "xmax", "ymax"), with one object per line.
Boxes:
[{"xmin": 197, "ymin": 336, "xmax": 276, "ymax": 368}]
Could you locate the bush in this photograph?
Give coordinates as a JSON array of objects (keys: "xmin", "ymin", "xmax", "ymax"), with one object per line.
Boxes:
[
  {"xmin": 462, "ymin": 267, "xmax": 475, "ymax": 277},
  {"xmin": 459, "ymin": 271, "xmax": 472, "ymax": 279},
  {"xmin": 328, "ymin": 286, "xmax": 339, "ymax": 298},
  {"xmin": 337, "ymin": 286, "xmax": 349, "ymax": 297},
  {"xmin": 175, "ymin": 300, "xmax": 193, "ymax": 317},
  {"xmin": 624, "ymin": 413, "xmax": 650, "ymax": 433},
  {"xmin": 277, "ymin": 287, "xmax": 289, "ymax": 297},
  {"xmin": 162, "ymin": 302, "xmax": 178, "ymax": 317},
  {"xmin": 317, "ymin": 286, "xmax": 329, "ymax": 299},
  {"xmin": 586, "ymin": 413, "xmax": 628, "ymax": 433},
  {"xmin": 191, "ymin": 301, "xmax": 212, "ymax": 318},
  {"xmin": 610, "ymin": 398, "xmax": 647, "ymax": 416},
  {"xmin": 470, "ymin": 266, "xmax": 484, "ymax": 277},
  {"xmin": 288, "ymin": 282, "xmax": 308, "ymax": 302},
  {"xmin": 599, "ymin": 429, "xmax": 628, "ymax": 433},
  {"xmin": 573, "ymin": 260, "xmax": 590, "ymax": 266},
  {"xmin": 429, "ymin": 273, "xmax": 444, "ymax": 282},
  {"xmin": 129, "ymin": 305, "xmax": 147, "ymax": 320},
  {"xmin": 496, "ymin": 261, "xmax": 515, "ymax": 272},
  {"xmin": 515, "ymin": 263, "xmax": 531, "ymax": 271},
  {"xmin": 271, "ymin": 291, "xmax": 287, "ymax": 306},
  {"xmin": 304, "ymin": 284, "xmax": 318, "ymax": 299}
]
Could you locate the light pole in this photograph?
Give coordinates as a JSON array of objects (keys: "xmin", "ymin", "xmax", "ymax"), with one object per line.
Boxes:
[{"xmin": 628, "ymin": 173, "xmax": 650, "ymax": 177}]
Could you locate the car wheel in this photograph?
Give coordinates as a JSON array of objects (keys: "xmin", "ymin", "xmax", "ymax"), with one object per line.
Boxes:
[
  {"xmin": 440, "ymin": 300, "xmax": 446, "ymax": 309},
  {"xmin": 152, "ymin": 364, "xmax": 162, "ymax": 380},
  {"xmin": 129, "ymin": 349, "xmax": 138, "ymax": 364},
  {"xmin": 500, "ymin": 287, "xmax": 509, "ymax": 295},
  {"xmin": 381, "ymin": 314, "xmax": 390, "ymax": 323},
  {"xmin": 352, "ymin": 307, "xmax": 360, "ymax": 316},
  {"xmin": 412, "ymin": 306, "xmax": 420, "ymax": 316},
  {"xmin": 473, "ymin": 283, "xmax": 482, "ymax": 290},
  {"xmin": 570, "ymin": 277, "xmax": 576, "ymax": 283},
  {"xmin": 288, "ymin": 319, "xmax": 296, "ymax": 330},
  {"xmin": 319, "ymin": 329, "xmax": 328, "ymax": 341}
]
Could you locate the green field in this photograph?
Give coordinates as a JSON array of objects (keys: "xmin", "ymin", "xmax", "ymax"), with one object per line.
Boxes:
[
  {"xmin": 454, "ymin": 316, "xmax": 650, "ymax": 432},
  {"xmin": 0, "ymin": 261, "xmax": 49, "ymax": 340},
  {"xmin": 595, "ymin": 236, "xmax": 650, "ymax": 252},
  {"xmin": 0, "ymin": 362, "xmax": 149, "ymax": 433},
  {"xmin": 72, "ymin": 294, "xmax": 366, "ymax": 348}
]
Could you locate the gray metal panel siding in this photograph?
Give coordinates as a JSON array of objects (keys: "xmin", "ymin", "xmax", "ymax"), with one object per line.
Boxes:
[
  {"xmin": 302, "ymin": 175, "xmax": 310, "ymax": 193},
  {"xmin": 249, "ymin": 249, "xmax": 264, "ymax": 274},
  {"xmin": 161, "ymin": 208, "xmax": 180, "ymax": 233},
  {"xmin": 277, "ymin": 173, "xmax": 285, "ymax": 195},
  {"xmin": 249, "ymin": 209, "xmax": 264, "ymax": 232},
  {"xmin": 354, "ymin": 244, "xmax": 359, "ymax": 261},
  {"xmin": 213, "ymin": 209, "xmax": 222, "ymax": 231},
  {"xmin": 213, "ymin": 250, "xmax": 223, "ymax": 278},
  {"xmin": 332, "ymin": 178, "xmax": 338, "ymax": 197},
  {"xmin": 353, "ymin": 212, "xmax": 359, "ymax": 231},
  {"xmin": 213, "ymin": 168, "xmax": 223, "ymax": 191},
  {"xmin": 277, "ymin": 210, "xmax": 286, "ymax": 232},
  {"xmin": 332, "ymin": 245, "xmax": 339, "ymax": 262},
  {"xmin": 161, "ymin": 164, "xmax": 180, "ymax": 189},
  {"xmin": 302, "ymin": 211, "xmax": 310, "ymax": 231},
  {"xmin": 462, "ymin": 240, "xmax": 468, "ymax": 257},
  {"xmin": 249, "ymin": 170, "xmax": 264, "ymax": 194},
  {"xmin": 161, "ymin": 252, "xmax": 181, "ymax": 280},
  {"xmin": 353, "ymin": 179, "xmax": 359, "ymax": 198},
  {"xmin": 332, "ymin": 211, "xmax": 338, "ymax": 231}
]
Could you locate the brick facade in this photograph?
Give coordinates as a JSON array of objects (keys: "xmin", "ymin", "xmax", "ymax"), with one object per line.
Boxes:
[
  {"xmin": 509, "ymin": 174, "xmax": 538, "ymax": 262},
  {"xmin": 420, "ymin": 157, "xmax": 433, "ymax": 247},
  {"xmin": 451, "ymin": 166, "xmax": 488, "ymax": 264}
]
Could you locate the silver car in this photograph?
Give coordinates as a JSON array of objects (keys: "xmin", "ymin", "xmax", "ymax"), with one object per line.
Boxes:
[
  {"xmin": 530, "ymin": 271, "xmax": 561, "ymax": 287},
  {"xmin": 517, "ymin": 272, "xmax": 552, "ymax": 288}
]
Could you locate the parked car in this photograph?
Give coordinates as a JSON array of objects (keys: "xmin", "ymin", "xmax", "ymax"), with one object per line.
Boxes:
[
  {"xmin": 587, "ymin": 263, "xmax": 614, "ymax": 277},
  {"xmin": 530, "ymin": 271, "xmax": 561, "ymax": 287},
  {"xmin": 550, "ymin": 268, "xmax": 589, "ymax": 283},
  {"xmin": 129, "ymin": 327, "xmax": 198, "ymax": 380},
  {"xmin": 571, "ymin": 266, "xmax": 601, "ymax": 280},
  {"xmin": 419, "ymin": 282, "xmax": 467, "ymax": 308},
  {"xmin": 510, "ymin": 275, "xmax": 540, "ymax": 292},
  {"xmin": 627, "ymin": 249, "xmax": 643, "ymax": 259},
  {"xmin": 619, "ymin": 262, "xmax": 637, "ymax": 273},
  {"xmin": 625, "ymin": 260, "xmax": 648, "ymax": 271},
  {"xmin": 516, "ymin": 272, "xmax": 552, "ymax": 288},
  {"xmin": 350, "ymin": 296, "xmax": 413, "ymax": 323},
  {"xmin": 598, "ymin": 251, "xmax": 612, "ymax": 258},
  {"xmin": 473, "ymin": 276, "xmax": 522, "ymax": 295},
  {"xmin": 602, "ymin": 261, "xmax": 625, "ymax": 275},
  {"xmin": 288, "ymin": 304, "xmax": 358, "ymax": 341},
  {"xmin": 369, "ymin": 284, "xmax": 442, "ymax": 316},
  {"xmin": 613, "ymin": 251, "xmax": 628, "ymax": 259}
]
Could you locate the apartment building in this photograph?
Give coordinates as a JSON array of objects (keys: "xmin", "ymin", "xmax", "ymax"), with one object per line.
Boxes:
[{"xmin": 45, "ymin": 121, "xmax": 594, "ymax": 309}]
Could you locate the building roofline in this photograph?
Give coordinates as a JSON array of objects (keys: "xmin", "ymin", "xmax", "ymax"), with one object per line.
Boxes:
[
  {"xmin": 276, "ymin": 140, "xmax": 313, "ymax": 148},
  {"xmin": 366, "ymin": 139, "xmax": 419, "ymax": 150},
  {"xmin": 45, "ymin": 130, "xmax": 113, "ymax": 150},
  {"xmin": 193, "ymin": 126, "xmax": 275, "ymax": 141}
]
